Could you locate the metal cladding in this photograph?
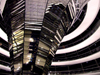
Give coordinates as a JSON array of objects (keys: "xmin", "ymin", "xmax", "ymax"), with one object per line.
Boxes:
[
  {"xmin": 35, "ymin": 4, "xmax": 70, "ymax": 74},
  {"xmin": 7, "ymin": 0, "xmax": 70, "ymax": 74}
]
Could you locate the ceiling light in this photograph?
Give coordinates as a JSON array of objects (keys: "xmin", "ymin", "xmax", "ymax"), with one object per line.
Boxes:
[
  {"xmin": 29, "ymin": 49, "xmax": 32, "ymax": 51},
  {"xmin": 26, "ymin": 61, "xmax": 29, "ymax": 64},
  {"xmin": 17, "ymin": 67, "xmax": 20, "ymax": 70},
  {"xmin": 52, "ymin": 47, "xmax": 54, "ymax": 50},
  {"xmin": 50, "ymin": 39, "xmax": 53, "ymax": 42},
  {"xmin": 38, "ymin": 59, "xmax": 40, "ymax": 61},
  {"xmin": 27, "ymin": 54, "xmax": 31, "ymax": 58},
  {"xmin": 29, "ymin": 38, "xmax": 34, "ymax": 42}
]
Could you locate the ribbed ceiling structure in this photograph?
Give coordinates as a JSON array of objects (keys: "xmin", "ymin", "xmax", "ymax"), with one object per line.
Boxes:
[{"xmin": 0, "ymin": 0, "xmax": 100, "ymax": 75}]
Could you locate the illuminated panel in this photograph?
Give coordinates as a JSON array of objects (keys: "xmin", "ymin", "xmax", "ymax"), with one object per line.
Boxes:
[{"xmin": 62, "ymin": 0, "xmax": 100, "ymax": 42}]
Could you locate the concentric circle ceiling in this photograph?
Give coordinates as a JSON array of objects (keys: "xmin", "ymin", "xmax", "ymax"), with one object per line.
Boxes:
[
  {"xmin": 52, "ymin": 0, "xmax": 100, "ymax": 65},
  {"xmin": 50, "ymin": 0, "xmax": 100, "ymax": 74}
]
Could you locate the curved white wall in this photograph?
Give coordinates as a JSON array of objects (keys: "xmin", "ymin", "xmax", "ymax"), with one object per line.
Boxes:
[
  {"xmin": 76, "ymin": 71, "xmax": 100, "ymax": 75},
  {"xmin": 0, "ymin": 47, "xmax": 10, "ymax": 57},
  {"xmin": 61, "ymin": 0, "xmax": 100, "ymax": 42},
  {"xmin": 52, "ymin": 0, "xmax": 100, "ymax": 66},
  {"xmin": 56, "ymin": 22, "xmax": 100, "ymax": 54},
  {"xmin": 0, "ymin": 64, "xmax": 11, "ymax": 71},
  {"xmin": 0, "ymin": 0, "xmax": 6, "ymax": 14},
  {"xmin": 0, "ymin": 28, "xmax": 8, "ymax": 42},
  {"xmin": 52, "ymin": 51, "xmax": 100, "ymax": 66}
]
